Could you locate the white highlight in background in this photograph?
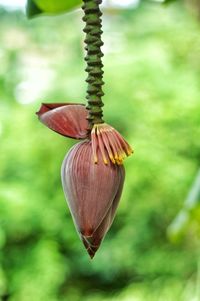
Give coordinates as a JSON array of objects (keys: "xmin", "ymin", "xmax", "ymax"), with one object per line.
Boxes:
[{"xmin": 0, "ymin": 0, "xmax": 26, "ymax": 8}]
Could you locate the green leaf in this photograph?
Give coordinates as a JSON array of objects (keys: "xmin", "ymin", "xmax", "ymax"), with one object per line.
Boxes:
[
  {"xmin": 35, "ymin": 0, "xmax": 82, "ymax": 13},
  {"xmin": 26, "ymin": 0, "xmax": 81, "ymax": 18},
  {"xmin": 26, "ymin": 0, "xmax": 43, "ymax": 18}
]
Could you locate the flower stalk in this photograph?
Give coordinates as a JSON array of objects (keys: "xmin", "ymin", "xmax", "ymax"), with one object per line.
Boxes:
[{"xmin": 82, "ymin": 0, "xmax": 104, "ymax": 127}]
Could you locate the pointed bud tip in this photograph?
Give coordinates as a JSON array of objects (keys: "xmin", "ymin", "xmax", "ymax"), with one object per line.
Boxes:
[
  {"xmin": 87, "ymin": 248, "xmax": 97, "ymax": 259},
  {"xmin": 81, "ymin": 233, "xmax": 100, "ymax": 259}
]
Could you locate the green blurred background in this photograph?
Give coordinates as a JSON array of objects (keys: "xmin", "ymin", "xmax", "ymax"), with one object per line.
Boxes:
[{"xmin": 0, "ymin": 0, "xmax": 200, "ymax": 300}]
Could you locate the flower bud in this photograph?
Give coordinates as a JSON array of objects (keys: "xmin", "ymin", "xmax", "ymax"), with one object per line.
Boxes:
[{"xmin": 61, "ymin": 141, "xmax": 125, "ymax": 258}]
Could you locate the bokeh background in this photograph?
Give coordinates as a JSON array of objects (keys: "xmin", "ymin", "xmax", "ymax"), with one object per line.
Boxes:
[{"xmin": 0, "ymin": 0, "xmax": 200, "ymax": 300}]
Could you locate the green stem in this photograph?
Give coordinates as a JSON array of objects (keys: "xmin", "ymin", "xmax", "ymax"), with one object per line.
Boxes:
[{"xmin": 82, "ymin": 0, "xmax": 104, "ymax": 128}]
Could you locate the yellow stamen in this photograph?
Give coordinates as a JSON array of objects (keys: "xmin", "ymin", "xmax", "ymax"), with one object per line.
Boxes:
[
  {"xmin": 91, "ymin": 127, "xmax": 98, "ymax": 164},
  {"xmin": 91, "ymin": 123, "xmax": 133, "ymax": 165}
]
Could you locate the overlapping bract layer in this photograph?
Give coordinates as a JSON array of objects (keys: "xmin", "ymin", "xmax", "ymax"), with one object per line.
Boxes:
[{"xmin": 61, "ymin": 141, "xmax": 125, "ymax": 258}]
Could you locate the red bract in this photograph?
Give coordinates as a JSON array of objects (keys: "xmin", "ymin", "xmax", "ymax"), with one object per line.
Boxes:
[
  {"xmin": 36, "ymin": 103, "xmax": 88, "ymax": 139},
  {"xmin": 61, "ymin": 141, "xmax": 125, "ymax": 258}
]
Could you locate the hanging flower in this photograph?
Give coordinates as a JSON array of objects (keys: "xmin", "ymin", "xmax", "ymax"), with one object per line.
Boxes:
[
  {"xmin": 35, "ymin": 0, "xmax": 133, "ymax": 260},
  {"xmin": 37, "ymin": 102, "xmax": 132, "ymax": 258}
]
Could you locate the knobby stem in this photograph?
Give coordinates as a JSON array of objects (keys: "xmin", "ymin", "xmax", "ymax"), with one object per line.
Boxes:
[{"xmin": 82, "ymin": 0, "xmax": 105, "ymax": 128}]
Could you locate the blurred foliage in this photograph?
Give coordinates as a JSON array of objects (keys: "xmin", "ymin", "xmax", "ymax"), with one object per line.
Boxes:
[
  {"xmin": 168, "ymin": 169, "xmax": 200, "ymax": 241},
  {"xmin": 164, "ymin": 0, "xmax": 177, "ymax": 3},
  {"xmin": 0, "ymin": 1, "xmax": 200, "ymax": 300}
]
